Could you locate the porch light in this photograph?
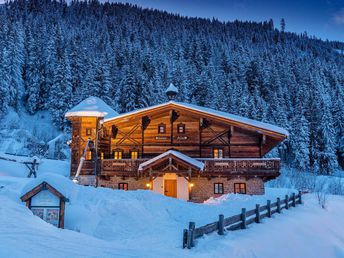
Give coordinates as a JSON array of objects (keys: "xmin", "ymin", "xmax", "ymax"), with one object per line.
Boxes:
[
  {"xmin": 189, "ymin": 183, "xmax": 194, "ymax": 188},
  {"xmin": 146, "ymin": 183, "xmax": 151, "ymax": 189}
]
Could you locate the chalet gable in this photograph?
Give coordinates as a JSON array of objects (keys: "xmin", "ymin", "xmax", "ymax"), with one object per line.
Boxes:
[{"xmin": 103, "ymin": 101, "xmax": 289, "ymax": 139}]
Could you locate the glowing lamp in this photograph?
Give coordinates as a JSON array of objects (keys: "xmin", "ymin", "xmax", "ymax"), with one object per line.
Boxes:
[{"xmin": 189, "ymin": 183, "xmax": 194, "ymax": 187}]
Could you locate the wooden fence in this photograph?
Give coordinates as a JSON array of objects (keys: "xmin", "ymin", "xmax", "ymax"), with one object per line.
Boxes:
[{"xmin": 183, "ymin": 191, "xmax": 302, "ymax": 249}]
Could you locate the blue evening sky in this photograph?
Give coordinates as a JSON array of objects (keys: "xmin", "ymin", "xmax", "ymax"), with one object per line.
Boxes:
[{"xmin": 118, "ymin": 0, "xmax": 344, "ymax": 42}]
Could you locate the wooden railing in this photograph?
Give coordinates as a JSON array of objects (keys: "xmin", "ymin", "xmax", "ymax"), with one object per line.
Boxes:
[
  {"xmin": 183, "ymin": 192, "xmax": 303, "ymax": 249},
  {"xmin": 76, "ymin": 158, "xmax": 280, "ymax": 177},
  {"xmin": 98, "ymin": 158, "xmax": 280, "ymax": 177}
]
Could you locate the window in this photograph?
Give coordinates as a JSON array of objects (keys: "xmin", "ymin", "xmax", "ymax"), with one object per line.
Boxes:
[
  {"xmin": 100, "ymin": 152, "xmax": 104, "ymax": 160},
  {"xmin": 131, "ymin": 150, "xmax": 138, "ymax": 159},
  {"xmin": 85, "ymin": 128, "xmax": 92, "ymax": 136},
  {"xmin": 118, "ymin": 183, "xmax": 128, "ymax": 191},
  {"xmin": 113, "ymin": 150, "xmax": 123, "ymax": 160},
  {"xmin": 158, "ymin": 123, "xmax": 166, "ymax": 134},
  {"xmin": 177, "ymin": 123, "xmax": 185, "ymax": 134},
  {"xmin": 213, "ymin": 148, "xmax": 224, "ymax": 159},
  {"xmin": 214, "ymin": 183, "xmax": 224, "ymax": 194},
  {"xmin": 85, "ymin": 151, "xmax": 92, "ymax": 160},
  {"xmin": 234, "ymin": 183, "xmax": 246, "ymax": 194}
]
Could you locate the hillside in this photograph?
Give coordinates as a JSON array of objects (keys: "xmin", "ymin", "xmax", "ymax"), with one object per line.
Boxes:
[
  {"xmin": 0, "ymin": 161, "xmax": 344, "ymax": 258},
  {"xmin": 0, "ymin": 0, "xmax": 343, "ymax": 173}
]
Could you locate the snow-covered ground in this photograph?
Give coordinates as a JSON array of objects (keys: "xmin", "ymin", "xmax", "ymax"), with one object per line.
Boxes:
[{"xmin": 0, "ymin": 158, "xmax": 344, "ymax": 258}]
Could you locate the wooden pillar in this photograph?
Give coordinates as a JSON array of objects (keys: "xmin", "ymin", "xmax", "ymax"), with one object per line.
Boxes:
[
  {"xmin": 267, "ymin": 200, "xmax": 271, "ymax": 218},
  {"xmin": 218, "ymin": 214, "xmax": 224, "ymax": 235},
  {"xmin": 255, "ymin": 204, "xmax": 261, "ymax": 223},
  {"xmin": 277, "ymin": 198, "xmax": 281, "ymax": 213},
  {"xmin": 241, "ymin": 208, "xmax": 247, "ymax": 229}
]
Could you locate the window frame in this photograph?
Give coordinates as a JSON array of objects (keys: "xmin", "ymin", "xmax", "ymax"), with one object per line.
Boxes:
[
  {"xmin": 177, "ymin": 123, "xmax": 185, "ymax": 134},
  {"xmin": 113, "ymin": 149, "xmax": 123, "ymax": 160},
  {"xmin": 214, "ymin": 183, "xmax": 224, "ymax": 194},
  {"xmin": 85, "ymin": 128, "xmax": 92, "ymax": 136},
  {"xmin": 85, "ymin": 151, "xmax": 92, "ymax": 161},
  {"xmin": 213, "ymin": 148, "xmax": 224, "ymax": 159},
  {"xmin": 130, "ymin": 150, "xmax": 139, "ymax": 159},
  {"xmin": 158, "ymin": 123, "xmax": 166, "ymax": 134},
  {"xmin": 234, "ymin": 183, "xmax": 247, "ymax": 194},
  {"xmin": 118, "ymin": 183, "xmax": 128, "ymax": 191}
]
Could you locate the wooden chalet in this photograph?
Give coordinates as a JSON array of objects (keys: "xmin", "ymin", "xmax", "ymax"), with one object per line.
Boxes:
[{"xmin": 65, "ymin": 84, "xmax": 288, "ymax": 202}]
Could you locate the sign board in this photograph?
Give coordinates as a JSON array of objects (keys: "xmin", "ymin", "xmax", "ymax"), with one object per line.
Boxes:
[{"xmin": 31, "ymin": 190, "xmax": 60, "ymax": 206}]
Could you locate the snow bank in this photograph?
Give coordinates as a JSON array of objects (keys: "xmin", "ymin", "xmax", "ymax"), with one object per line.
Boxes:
[
  {"xmin": 1, "ymin": 160, "xmax": 344, "ymax": 257},
  {"xmin": 0, "ymin": 154, "xmax": 69, "ymax": 178}
]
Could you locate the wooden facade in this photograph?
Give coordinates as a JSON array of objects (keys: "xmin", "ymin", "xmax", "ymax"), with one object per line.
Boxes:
[{"xmin": 66, "ymin": 96, "xmax": 288, "ymax": 201}]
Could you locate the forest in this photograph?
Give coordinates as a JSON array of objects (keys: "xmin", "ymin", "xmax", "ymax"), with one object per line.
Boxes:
[{"xmin": 0, "ymin": 0, "xmax": 343, "ymax": 174}]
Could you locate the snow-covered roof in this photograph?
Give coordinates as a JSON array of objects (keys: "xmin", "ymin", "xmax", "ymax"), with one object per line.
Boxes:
[
  {"xmin": 165, "ymin": 83, "xmax": 179, "ymax": 94},
  {"xmin": 104, "ymin": 101, "xmax": 289, "ymax": 137},
  {"xmin": 138, "ymin": 150, "xmax": 205, "ymax": 171},
  {"xmin": 65, "ymin": 96, "xmax": 118, "ymax": 119},
  {"xmin": 21, "ymin": 173, "xmax": 76, "ymax": 199}
]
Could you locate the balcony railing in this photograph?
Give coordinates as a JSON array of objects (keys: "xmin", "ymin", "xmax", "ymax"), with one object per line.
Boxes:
[{"xmin": 74, "ymin": 158, "xmax": 280, "ymax": 178}]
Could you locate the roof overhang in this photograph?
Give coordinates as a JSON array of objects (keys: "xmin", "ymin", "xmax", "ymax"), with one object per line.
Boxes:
[
  {"xmin": 104, "ymin": 101, "xmax": 288, "ymax": 139},
  {"xmin": 138, "ymin": 150, "xmax": 205, "ymax": 173},
  {"xmin": 20, "ymin": 181, "xmax": 66, "ymax": 202}
]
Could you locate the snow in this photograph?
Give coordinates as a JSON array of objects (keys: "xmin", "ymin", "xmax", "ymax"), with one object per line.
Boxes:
[
  {"xmin": 1, "ymin": 159, "xmax": 344, "ymax": 258},
  {"xmin": 138, "ymin": 149, "xmax": 205, "ymax": 171},
  {"xmin": 165, "ymin": 83, "xmax": 179, "ymax": 93},
  {"xmin": 0, "ymin": 153, "xmax": 69, "ymax": 178},
  {"xmin": 65, "ymin": 96, "xmax": 118, "ymax": 119},
  {"xmin": 104, "ymin": 101, "xmax": 289, "ymax": 137},
  {"xmin": 0, "ymin": 109, "xmax": 61, "ymax": 155}
]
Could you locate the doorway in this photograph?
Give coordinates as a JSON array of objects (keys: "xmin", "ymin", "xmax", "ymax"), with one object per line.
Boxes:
[{"xmin": 164, "ymin": 179, "xmax": 177, "ymax": 198}]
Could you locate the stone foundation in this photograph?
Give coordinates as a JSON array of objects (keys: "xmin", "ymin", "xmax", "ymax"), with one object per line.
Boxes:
[
  {"xmin": 189, "ymin": 177, "xmax": 264, "ymax": 202},
  {"xmin": 96, "ymin": 175, "xmax": 264, "ymax": 202},
  {"xmin": 98, "ymin": 176, "xmax": 151, "ymax": 190}
]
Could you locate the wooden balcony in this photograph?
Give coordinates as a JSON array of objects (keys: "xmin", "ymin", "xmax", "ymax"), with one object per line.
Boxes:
[{"xmin": 94, "ymin": 158, "xmax": 280, "ymax": 179}]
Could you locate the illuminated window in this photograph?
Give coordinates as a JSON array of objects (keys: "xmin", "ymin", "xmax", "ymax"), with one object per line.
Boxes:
[
  {"xmin": 234, "ymin": 183, "xmax": 246, "ymax": 194},
  {"xmin": 114, "ymin": 150, "xmax": 123, "ymax": 160},
  {"xmin": 85, "ymin": 128, "xmax": 92, "ymax": 136},
  {"xmin": 100, "ymin": 152, "xmax": 104, "ymax": 160},
  {"xmin": 85, "ymin": 151, "xmax": 92, "ymax": 160},
  {"xmin": 131, "ymin": 150, "xmax": 138, "ymax": 159},
  {"xmin": 158, "ymin": 123, "xmax": 166, "ymax": 134},
  {"xmin": 102, "ymin": 128, "xmax": 108, "ymax": 137},
  {"xmin": 177, "ymin": 123, "xmax": 185, "ymax": 134},
  {"xmin": 118, "ymin": 183, "xmax": 128, "ymax": 191},
  {"xmin": 214, "ymin": 183, "xmax": 224, "ymax": 194},
  {"xmin": 213, "ymin": 148, "xmax": 224, "ymax": 159}
]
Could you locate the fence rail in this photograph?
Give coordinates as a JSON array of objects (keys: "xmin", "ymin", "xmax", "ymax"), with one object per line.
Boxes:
[{"xmin": 183, "ymin": 191, "xmax": 303, "ymax": 249}]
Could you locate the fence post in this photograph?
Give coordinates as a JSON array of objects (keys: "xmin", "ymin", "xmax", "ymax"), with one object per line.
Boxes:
[
  {"xmin": 277, "ymin": 198, "xmax": 281, "ymax": 213},
  {"xmin": 218, "ymin": 214, "xmax": 224, "ymax": 235},
  {"xmin": 241, "ymin": 208, "xmax": 247, "ymax": 229},
  {"xmin": 298, "ymin": 191, "xmax": 302, "ymax": 204},
  {"xmin": 189, "ymin": 222, "xmax": 195, "ymax": 248},
  {"xmin": 292, "ymin": 193, "xmax": 296, "ymax": 207},
  {"xmin": 255, "ymin": 204, "xmax": 261, "ymax": 223},
  {"xmin": 285, "ymin": 195, "xmax": 289, "ymax": 210},
  {"xmin": 183, "ymin": 229, "xmax": 188, "ymax": 248},
  {"xmin": 267, "ymin": 200, "xmax": 271, "ymax": 218}
]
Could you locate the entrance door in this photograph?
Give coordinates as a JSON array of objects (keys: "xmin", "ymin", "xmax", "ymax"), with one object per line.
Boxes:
[{"xmin": 164, "ymin": 179, "xmax": 177, "ymax": 198}]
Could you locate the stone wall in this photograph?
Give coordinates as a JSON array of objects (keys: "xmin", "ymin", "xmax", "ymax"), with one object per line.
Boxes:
[
  {"xmin": 98, "ymin": 176, "xmax": 150, "ymax": 190},
  {"xmin": 97, "ymin": 175, "xmax": 265, "ymax": 202},
  {"xmin": 189, "ymin": 177, "xmax": 264, "ymax": 202}
]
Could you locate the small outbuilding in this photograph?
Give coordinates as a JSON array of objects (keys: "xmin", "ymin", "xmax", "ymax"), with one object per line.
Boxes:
[{"xmin": 20, "ymin": 181, "xmax": 69, "ymax": 228}]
